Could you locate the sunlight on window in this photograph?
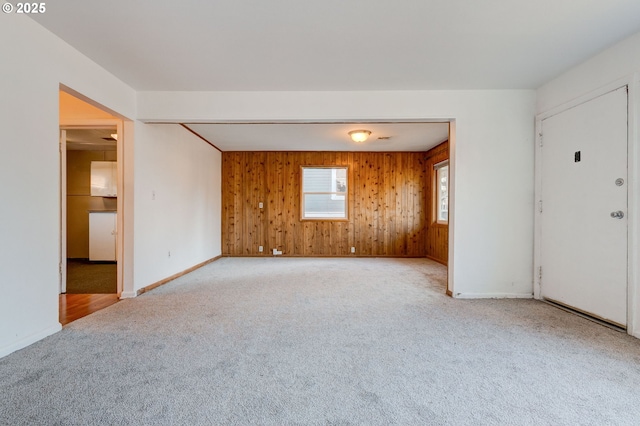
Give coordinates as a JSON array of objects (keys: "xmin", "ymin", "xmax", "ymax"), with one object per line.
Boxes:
[
  {"xmin": 435, "ymin": 161, "xmax": 448, "ymax": 224},
  {"xmin": 301, "ymin": 167, "xmax": 348, "ymax": 220}
]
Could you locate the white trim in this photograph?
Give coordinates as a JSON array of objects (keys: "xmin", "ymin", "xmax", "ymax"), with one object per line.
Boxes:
[
  {"xmin": 60, "ymin": 118, "xmax": 129, "ymax": 298},
  {"xmin": 303, "ymin": 212, "xmax": 346, "ymax": 218},
  {"xmin": 122, "ymin": 120, "xmax": 135, "ymax": 297},
  {"xmin": 628, "ymin": 72, "xmax": 639, "ymax": 337},
  {"xmin": 59, "ymin": 130, "xmax": 67, "ymax": 294},
  {"xmin": 453, "ymin": 292, "xmax": 533, "ymax": 300},
  {"xmin": 434, "ymin": 159, "xmax": 449, "ymax": 169},
  {"xmin": 533, "ymin": 116, "xmax": 543, "ymax": 300},
  {"xmin": 0, "ymin": 324, "xmax": 61, "ymax": 359},
  {"xmin": 447, "ymin": 121, "xmax": 455, "ymax": 297},
  {"xmin": 536, "ymin": 76, "xmax": 631, "ymax": 120},
  {"xmin": 535, "ymin": 76, "xmax": 638, "ymax": 337},
  {"xmin": 58, "ymin": 119, "xmax": 122, "ymax": 128},
  {"xmin": 120, "ymin": 291, "xmax": 137, "ymax": 299},
  {"xmin": 116, "ymin": 120, "xmax": 124, "ymax": 295},
  {"xmin": 330, "ymin": 168, "xmax": 346, "ymax": 201},
  {"xmin": 434, "ymin": 161, "xmax": 449, "ymax": 225}
]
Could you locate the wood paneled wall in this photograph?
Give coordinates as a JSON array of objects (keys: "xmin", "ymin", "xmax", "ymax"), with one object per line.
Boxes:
[
  {"xmin": 424, "ymin": 141, "xmax": 449, "ymax": 265},
  {"xmin": 222, "ymin": 151, "xmax": 430, "ymax": 256}
]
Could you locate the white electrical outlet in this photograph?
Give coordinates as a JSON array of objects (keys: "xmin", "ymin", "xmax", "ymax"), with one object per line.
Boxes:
[
  {"xmin": 259, "ymin": 246, "xmax": 263, "ymax": 252},
  {"xmin": 259, "ymin": 202, "xmax": 263, "ymax": 209},
  {"xmin": 351, "ymin": 247, "xmax": 356, "ymax": 253}
]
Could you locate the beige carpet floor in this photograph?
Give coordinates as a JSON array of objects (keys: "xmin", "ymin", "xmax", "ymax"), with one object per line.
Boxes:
[{"xmin": 2, "ymin": 257, "xmax": 640, "ymax": 425}]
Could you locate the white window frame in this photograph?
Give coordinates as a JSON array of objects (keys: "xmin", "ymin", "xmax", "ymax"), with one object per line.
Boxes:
[
  {"xmin": 331, "ymin": 168, "xmax": 346, "ymax": 201},
  {"xmin": 301, "ymin": 166, "xmax": 348, "ymax": 220},
  {"xmin": 434, "ymin": 160, "xmax": 449, "ymax": 225}
]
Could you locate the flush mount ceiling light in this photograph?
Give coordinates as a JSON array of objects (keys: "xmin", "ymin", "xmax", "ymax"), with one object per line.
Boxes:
[{"xmin": 348, "ymin": 130, "xmax": 371, "ymax": 143}]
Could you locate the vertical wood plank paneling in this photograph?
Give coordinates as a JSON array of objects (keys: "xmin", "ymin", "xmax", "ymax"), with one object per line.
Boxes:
[
  {"xmin": 221, "ymin": 154, "xmax": 230, "ymax": 255},
  {"xmin": 364, "ymin": 154, "xmax": 374, "ymax": 255},
  {"xmin": 284, "ymin": 153, "xmax": 297, "ymax": 255},
  {"xmin": 417, "ymin": 154, "xmax": 425, "ymax": 253},
  {"xmin": 265, "ymin": 152, "xmax": 274, "ymax": 253},
  {"xmin": 372, "ymin": 154, "xmax": 381, "ymax": 255},
  {"xmin": 377, "ymin": 154, "xmax": 385, "ymax": 255},
  {"xmin": 221, "ymin": 152, "xmax": 244, "ymax": 256},
  {"xmin": 243, "ymin": 152, "xmax": 252, "ymax": 255},
  {"xmin": 222, "ymin": 151, "xmax": 432, "ymax": 257},
  {"xmin": 383, "ymin": 154, "xmax": 391, "ymax": 255},
  {"xmin": 396, "ymin": 153, "xmax": 405, "ymax": 254},
  {"xmin": 221, "ymin": 154, "xmax": 230, "ymax": 254},
  {"xmin": 413, "ymin": 154, "xmax": 422, "ymax": 254},
  {"xmin": 354, "ymin": 153, "xmax": 364, "ymax": 254},
  {"xmin": 366, "ymin": 153, "xmax": 373, "ymax": 255},
  {"xmin": 348, "ymin": 152, "xmax": 357, "ymax": 254},
  {"xmin": 247, "ymin": 153, "xmax": 265, "ymax": 255},
  {"xmin": 406, "ymin": 153, "xmax": 414, "ymax": 254},
  {"xmin": 424, "ymin": 141, "xmax": 450, "ymax": 264},
  {"xmin": 235, "ymin": 153, "xmax": 244, "ymax": 255}
]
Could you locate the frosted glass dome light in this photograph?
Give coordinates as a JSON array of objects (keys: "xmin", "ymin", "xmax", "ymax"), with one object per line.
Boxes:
[{"xmin": 348, "ymin": 130, "xmax": 371, "ymax": 143}]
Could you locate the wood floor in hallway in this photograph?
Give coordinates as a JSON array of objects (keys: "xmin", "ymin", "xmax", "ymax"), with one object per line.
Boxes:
[{"xmin": 59, "ymin": 294, "xmax": 120, "ymax": 326}]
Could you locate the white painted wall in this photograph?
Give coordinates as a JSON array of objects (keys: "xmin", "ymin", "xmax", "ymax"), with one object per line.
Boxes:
[
  {"xmin": 0, "ymin": 15, "xmax": 135, "ymax": 357},
  {"xmin": 0, "ymin": 16, "xmax": 223, "ymax": 357},
  {"xmin": 0, "ymin": 12, "xmax": 534, "ymax": 357},
  {"xmin": 537, "ymin": 31, "xmax": 640, "ymax": 113},
  {"xmin": 138, "ymin": 89, "xmax": 537, "ymax": 298},
  {"xmin": 536, "ymin": 31, "xmax": 640, "ymax": 338},
  {"xmin": 129, "ymin": 124, "xmax": 221, "ymax": 294}
]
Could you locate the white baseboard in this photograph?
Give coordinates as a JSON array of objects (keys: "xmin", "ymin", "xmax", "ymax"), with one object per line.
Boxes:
[
  {"xmin": 0, "ymin": 323, "xmax": 62, "ymax": 359},
  {"xmin": 119, "ymin": 291, "xmax": 137, "ymax": 299},
  {"xmin": 453, "ymin": 292, "xmax": 533, "ymax": 299}
]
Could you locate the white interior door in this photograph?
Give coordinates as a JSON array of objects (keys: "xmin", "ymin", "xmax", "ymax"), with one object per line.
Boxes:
[{"xmin": 540, "ymin": 86, "xmax": 628, "ymax": 327}]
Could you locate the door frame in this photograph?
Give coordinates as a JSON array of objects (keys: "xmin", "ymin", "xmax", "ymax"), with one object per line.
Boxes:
[
  {"xmin": 60, "ymin": 119, "xmax": 124, "ymax": 296},
  {"xmin": 59, "ymin": 129, "xmax": 67, "ymax": 294},
  {"xmin": 534, "ymin": 74, "xmax": 639, "ymax": 336}
]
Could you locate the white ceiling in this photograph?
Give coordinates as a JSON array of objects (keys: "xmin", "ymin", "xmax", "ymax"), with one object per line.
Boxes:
[
  {"xmin": 65, "ymin": 129, "xmax": 117, "ymax": 151},
  {"xmin": 36, "ymin": 1, "xmax": 640, "ymax": 151},
  {"xmin": 186, "ymin": 122, "xmax": 450, "ymax": 152},
  {"xmin": 32, "ymin": 1, "xmax": 640, "ymax": 91}
]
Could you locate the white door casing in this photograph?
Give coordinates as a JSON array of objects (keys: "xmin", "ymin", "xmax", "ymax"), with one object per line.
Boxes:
[
  {"xmin": 60, "ymin": 119, "xmax": 124, "ymax": 296},
  {"xmin": 539, "ymin": 86, "xmax": 628, "ymax": 327},
  {"xmin": 59, "ymin": 130, "xmax": 67, "ymax": 294}
]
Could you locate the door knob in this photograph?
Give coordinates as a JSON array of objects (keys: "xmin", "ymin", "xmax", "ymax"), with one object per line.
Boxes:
[{"xmin": 610, "ymin": 211, "xmax": 624, "ymax": 219}]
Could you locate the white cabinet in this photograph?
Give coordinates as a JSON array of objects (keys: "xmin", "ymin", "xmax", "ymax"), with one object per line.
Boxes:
[
  {"xmin": 89, "ymin": 212, "xmax": 117, "ymax": 261},
  {"xmin": 90, "ymin": 161, "xmax": 117, "ymax": 197}
]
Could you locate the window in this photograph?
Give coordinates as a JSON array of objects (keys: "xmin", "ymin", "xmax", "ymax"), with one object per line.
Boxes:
[
  {"xmin": 434, "ymin": 160, "xmax": 449, "ymax": 224},
  {"xmin": 330, "ymin": 168, "xmax": 346, "ymax": 201},
  {"xmin": 301, "ymin": 166, "xmax": 348, "ymax": 220}
]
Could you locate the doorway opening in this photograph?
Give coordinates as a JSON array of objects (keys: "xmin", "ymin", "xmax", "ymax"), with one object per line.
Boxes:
[
  {"xmin": 185, "ymin": 119, "xmax": 454, "ymax": 295},
  {"xmin": 59, "ymin": 90, "xmax": 126, "ymax": 325}
]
